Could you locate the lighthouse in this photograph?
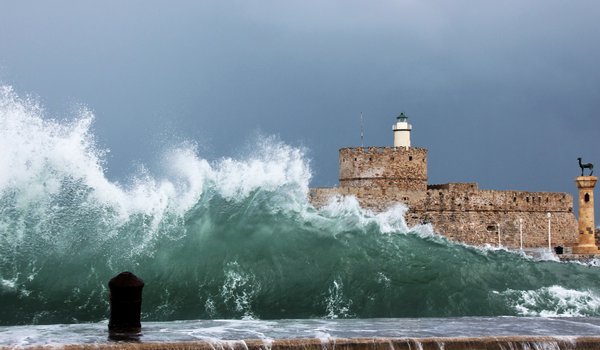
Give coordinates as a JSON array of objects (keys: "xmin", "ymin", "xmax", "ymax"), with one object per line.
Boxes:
[{"xmin": 393, "ymin": 112, "xmax": 412, "ymax": 148}]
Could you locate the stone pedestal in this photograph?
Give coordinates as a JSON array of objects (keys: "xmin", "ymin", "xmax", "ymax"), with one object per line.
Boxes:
[{"xmin": 572, "ymin": 176, "xmax": 599, "ymax": 254}]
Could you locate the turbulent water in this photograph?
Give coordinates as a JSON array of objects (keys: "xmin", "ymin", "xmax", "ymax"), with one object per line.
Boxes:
[
  {"xmin": 1, "ymin": 85, "xmax": 600, "ymax": 326},
  {"xmin": 4, "ymin": 318, "xmax": 600, "ymax": 346}
]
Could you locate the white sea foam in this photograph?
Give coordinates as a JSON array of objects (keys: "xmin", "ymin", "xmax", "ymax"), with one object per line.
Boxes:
[
  {"xmin": 214, "ymin": 137, "xmax": 310, "ymax": 201},
  {"xmin": 1, "ymin": 318, "xmax": 599, "ymax": 347},
  {"xmin": 221, "ymin": 261, "xmax": 259, "ymax": 319},
  {"xmin": 316, "ymin": 194, "xmax": 437, "ymax": 237},
  {"xmin": 499, "ymin": 285, "xmax": 600, "ymax": 317},
  {"xmin": 0, "ymin": 85, "xmax": 311, "ymax": 224},
  {"xmin": 324, "ymin": 278, "xmax": 353, "ymax": 319},
  {"xmin": 0, "ymin": 84, "xmax": 447, "ymax": 254},
  {"xmin": 0, "ymin": 277, "xmax": 17, "ymax": 291}
]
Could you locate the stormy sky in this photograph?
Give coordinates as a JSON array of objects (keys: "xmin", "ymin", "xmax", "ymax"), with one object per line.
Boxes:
[{"xmin": 1, "ymin": 1, "xmax": 599, "ymax": 203}]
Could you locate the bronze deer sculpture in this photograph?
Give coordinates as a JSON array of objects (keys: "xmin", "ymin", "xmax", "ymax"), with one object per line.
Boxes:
[{"xmin": 578, "ymin": 157, "xmax": 594, "ymax": 176}]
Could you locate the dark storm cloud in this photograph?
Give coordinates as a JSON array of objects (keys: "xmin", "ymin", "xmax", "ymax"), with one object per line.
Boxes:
[{"xmin": 0, "ymin": 1, "xmax": 599, "ymax": 207}]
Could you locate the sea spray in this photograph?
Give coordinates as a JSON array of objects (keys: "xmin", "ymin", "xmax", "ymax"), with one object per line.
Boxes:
[
  {"xmin": 2, "ymin": 85, "xmax": 600, "ymax": 326},
  {"xmin": 499, "ymin": 286, "xmax": 600, "ymax": 317}
]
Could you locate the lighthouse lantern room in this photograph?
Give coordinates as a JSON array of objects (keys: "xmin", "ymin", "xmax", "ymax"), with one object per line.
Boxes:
[{"xmin": 393, "ymin": 112, "xmax": 412, "ymax": 148}]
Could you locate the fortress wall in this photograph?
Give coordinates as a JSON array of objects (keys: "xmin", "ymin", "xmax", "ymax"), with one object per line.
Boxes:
[
  {"xmin": 310, "ymin": 186, "xmax": 424, "ymax": 212},
  {"xmin": 339, "ymin": 179, "xmax": 427, "ymax": 192},
  {"xmin": 308, "ymin": 186, "xmax": 578, "ymax": 248},
  {"xmin": 428, "ymin": 183, "xmax": 478, "ymax": 191},
  {"xmin": 405, "ymin": 211, "xmax": 577, "ymax": 248},
  {"xmin": 310, "ymin": 145, "xmax": 578, "ymax": 248},
  {"xmin": 339, "ymin": 147, "xmax": 428, "ymax": 191},
  {"xmin": 315, "ymin": 184, "xmax": 573, "ymax": 214},
  {"xmin": 309, "ymin": 188, "xmax": 341, "ymax": 208},
  {"xmin": 420, "ymin": 188, "xmax": 574, "ymax": 213}
]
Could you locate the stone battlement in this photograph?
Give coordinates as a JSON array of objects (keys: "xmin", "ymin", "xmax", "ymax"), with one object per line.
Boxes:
[{"xmin": 428, "ymin": 182, "xmax": 478, "ymax": 191}]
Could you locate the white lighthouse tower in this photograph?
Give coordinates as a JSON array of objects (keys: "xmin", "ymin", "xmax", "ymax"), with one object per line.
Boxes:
[{"xmin": 393, "ymin": 112, "xmax": 412, "ymax": 148}]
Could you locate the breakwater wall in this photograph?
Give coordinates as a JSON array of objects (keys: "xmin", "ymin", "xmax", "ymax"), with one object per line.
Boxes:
[{"xmin": 7, "ymin": 337, "xmax": 600, "ymax": 350}]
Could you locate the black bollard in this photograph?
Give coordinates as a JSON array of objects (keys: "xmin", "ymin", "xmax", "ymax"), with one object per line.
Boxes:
[{"xmin": 108, "ymin": 271, "xmax": 144, "ymax": 340}]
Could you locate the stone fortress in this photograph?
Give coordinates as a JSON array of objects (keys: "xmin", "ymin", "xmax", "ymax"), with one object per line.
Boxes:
[{"xmin": 309, "ymin": 113, "xmax": 593, "ymax": 250}]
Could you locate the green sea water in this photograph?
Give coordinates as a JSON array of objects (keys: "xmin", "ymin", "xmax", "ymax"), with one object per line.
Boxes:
[{"xmin": 1, "ymin": 85, "xmax": 600, "ymax": 326}]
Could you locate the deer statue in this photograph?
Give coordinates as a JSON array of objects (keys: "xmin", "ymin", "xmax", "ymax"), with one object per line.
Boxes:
[{"xmin": 578, "ymin": 157, "xmax": 594, "ymax": 176}]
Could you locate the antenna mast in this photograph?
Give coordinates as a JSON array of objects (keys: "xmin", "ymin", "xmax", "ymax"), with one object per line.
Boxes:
[{"xmin": 360, "ymin": 112, "xmax": 364, "ymax": 147}]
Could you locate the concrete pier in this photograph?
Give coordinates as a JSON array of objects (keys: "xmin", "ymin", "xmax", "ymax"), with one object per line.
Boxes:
[
  {"xmin": 4, "ymin": 336, "xmax": 600, "ymax": 350},
  {"xmin": 3, "ymin": 318, "xmax": 600, "ymax": 349}
]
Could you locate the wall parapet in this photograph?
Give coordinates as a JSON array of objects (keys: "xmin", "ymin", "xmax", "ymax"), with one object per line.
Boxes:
[
  {"xmin": 428, "ymin": 183, "xmax": 478, "ymax": 191},
  {"xmin": 340, "ymin": 146, "xmax": 429, "ymax": 152}
]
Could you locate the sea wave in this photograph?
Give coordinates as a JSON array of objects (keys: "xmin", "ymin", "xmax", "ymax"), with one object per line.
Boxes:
[{"xmin": 2, "ymin": 85, "xmax": 600, "ymax": 325}]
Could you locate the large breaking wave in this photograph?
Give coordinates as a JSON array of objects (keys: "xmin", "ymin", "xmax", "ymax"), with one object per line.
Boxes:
[{"xmin": 1, "ymin": 85, "xmax": 600, "ymax": 326}]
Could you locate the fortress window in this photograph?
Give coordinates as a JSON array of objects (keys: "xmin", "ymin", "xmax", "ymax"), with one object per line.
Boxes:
[
  {"xmin": 513, "ymin": 197, "xmax": 517, "ymax": 202},
  {"xmin": 354, "ymin": 158, "xmax": 357, "ymax": 161},
  {"xmin": 369, "ymin": 157, "xmax": 372, "ymax": 161},
  {"xmin": 409, "ymin": 156, "xmax": 413, "ymax": 161},
  {"xmin": 526, "ymin": 197, "xmax": 529, "ymax": 203},
  {"xmin": 486, "ymin": 225, "xmax": 497, "ymax": 232},
  {"xmin": 391, "ymin": 157, "xmax": 395, "ymax": 161},
  {"xmin": 585, "ymin": 193, "xmax": 590, "ymax": 202}
]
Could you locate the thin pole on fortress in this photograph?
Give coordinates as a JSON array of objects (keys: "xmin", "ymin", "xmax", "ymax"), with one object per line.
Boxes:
[
  {"xmin": 519, "ymin": 218, "xmax": 523, "ymax": 250},
  {"xmin": 497, "ymin": 223, "xmax": 501, "ymax": 247},
  {"xmin": 360, "ymin": 112, "xmax": 364, "ymax": 148},
  {"xmin": 547, "ymin": 212, "xmax": 552, "ymax": 252}
]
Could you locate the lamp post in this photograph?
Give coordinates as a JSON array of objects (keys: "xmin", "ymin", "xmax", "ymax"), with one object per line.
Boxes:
[
  {"xmin": 519, "ymin": 218, "xmax": 523, "ymax": 250},
  {"xmin": 497, "ymin": 223, "xmax": 501, "ymax": 248},
  {"xmin": 547, "ymin": 212, "xmax": 552, "ymax": 252}
]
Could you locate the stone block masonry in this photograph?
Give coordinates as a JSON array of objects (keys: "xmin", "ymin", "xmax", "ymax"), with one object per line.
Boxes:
[
  {"xmin": 310, "ymin": 185, "xmax": 577, "ymax": 248},
  {"xmin": 339, "ymin": 147, "xmax": 428, "ymax": 191},
  {"xmin": 572, "ymin": 176, "xmax": 599, "ymax": 253},
  {"xmin": 310, "ymin": 146, "xmax": 579, "ymax": 249}
]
